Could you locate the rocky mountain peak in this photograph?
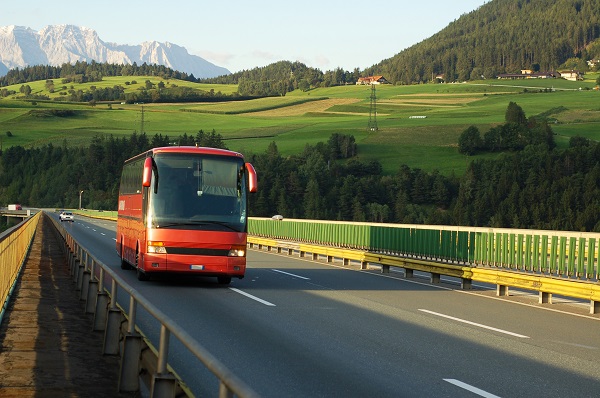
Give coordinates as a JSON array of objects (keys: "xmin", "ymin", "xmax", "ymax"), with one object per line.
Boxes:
[{"xmin": 0, "ymin": 24, "xmax": 229, "ymax": 78}]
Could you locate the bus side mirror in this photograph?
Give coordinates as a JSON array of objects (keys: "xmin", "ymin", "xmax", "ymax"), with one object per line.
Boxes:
[
  {"xmin": 246, "ymin": 162, "xmax": 257, "ymax": 193},
  {"xmin": 142, "ymin": 157, "xmax": 153, "ymax": 187}
]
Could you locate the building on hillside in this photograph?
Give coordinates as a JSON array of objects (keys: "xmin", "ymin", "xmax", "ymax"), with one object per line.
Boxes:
[
  {"xmin": 497, "ymin": 71, "xmax": 560, "ymax": 79},
  {"xmin": 587, "ymin": 59, "xmax": 600, "ymax": 69},
  {"xmin": 356, "ymin": 75, "xmax": 389, "ymax": 85},
  {"xmin": 559, "ymin": 70, "xmax": 584, "ymax": 81}
]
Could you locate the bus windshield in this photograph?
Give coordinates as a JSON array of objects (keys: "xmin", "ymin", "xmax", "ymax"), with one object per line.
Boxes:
[{"xmin": 148, "ymin": 153, "xmax": 248, "ymax": 232}]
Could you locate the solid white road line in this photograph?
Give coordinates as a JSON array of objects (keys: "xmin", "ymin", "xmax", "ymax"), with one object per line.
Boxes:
[
  {"xmin": 419, "ymin": 309, "xmax": 529, "ymax": 338},
  {"xmin": 271, "ymin": 269, "xmax": 310, "ymax": 280},
  {"xmin": 444, "ymin": 379, "xmax": 501, "ymax": 398},
  {"xmin": 229, "ymin": 287, "xmax": 276, "ymax": 306}
]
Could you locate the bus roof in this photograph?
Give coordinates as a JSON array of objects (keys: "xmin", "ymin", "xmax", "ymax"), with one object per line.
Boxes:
[{"xmin": 125, "ymin": 146, "xmax": 245, "ymax": 164}]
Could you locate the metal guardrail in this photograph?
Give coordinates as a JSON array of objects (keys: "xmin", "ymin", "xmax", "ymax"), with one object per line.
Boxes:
[
  {"xmin": 248, "ymin": 236, "xmax": 600, "ymax": 315},
  {"xmin": 47, "ymin": 212, "xmax": 259, "ymax": 398},
  {"xmin": 248, "ymin": 218, "xmax": 600, "ymax": 282},
  {"xmin": 0, "ymin": 212, "xmax": 41, "ymax": 325}
]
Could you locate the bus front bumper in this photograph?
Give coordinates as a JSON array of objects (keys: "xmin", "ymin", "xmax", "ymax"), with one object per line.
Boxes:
[{"xmin": 142, "ymin": 253, "xmax": 246, "ymax": 277}]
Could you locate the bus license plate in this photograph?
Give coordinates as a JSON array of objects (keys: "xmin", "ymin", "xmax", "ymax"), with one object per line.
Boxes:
[{"xmin": 190, "ymin": 265, "xmax": 205, "ymax": 270}]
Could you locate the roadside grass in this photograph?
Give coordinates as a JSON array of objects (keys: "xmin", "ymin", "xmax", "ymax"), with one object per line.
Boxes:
[
  {"xmin": 73, "ymin": 209, "xmax": 117, "ymax": 220},
  {"xmin": 1, "ymin": 75, "xmax": 599, "ymax": 175}
]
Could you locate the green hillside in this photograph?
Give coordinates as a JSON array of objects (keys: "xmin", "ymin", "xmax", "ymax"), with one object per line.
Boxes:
[
  {"xmin": 1, "ymin": 74, "xmax": 599, "ymax": 175},
  {"xmin": 367, "ymin": 0, "xmax": 600, "ymax": 84}
]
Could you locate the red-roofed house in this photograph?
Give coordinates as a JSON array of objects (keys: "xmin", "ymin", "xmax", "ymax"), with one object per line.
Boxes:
[{"xmin": 356, "ymin": 76, "xmax": 389, "ymax": 85}]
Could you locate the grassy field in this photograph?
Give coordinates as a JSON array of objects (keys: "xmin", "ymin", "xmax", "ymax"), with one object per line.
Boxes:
[{"xmin": 1, "ymin": 74, "xmax": 599, "ymax": 175}]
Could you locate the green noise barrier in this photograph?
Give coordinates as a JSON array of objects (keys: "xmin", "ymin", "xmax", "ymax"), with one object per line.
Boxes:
[{"xmin": 249, "ymin": 218, "xmax": 598, "ymax": 282}]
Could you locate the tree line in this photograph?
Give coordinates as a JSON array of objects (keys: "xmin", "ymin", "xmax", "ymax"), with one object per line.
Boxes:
[
  {"xmin": 0, "ymin": 61, "xmax": 197, "ymax": 87},
  {"xmin": 1, "ymin": 78, "xmax": 253, "ymax": 104},
  {"xmin": 1, "ymin": 128, "xmax": 599, "ymax": 232},
  {"xmin": 458, "ymin": 102, "xmax": 556, "ymax": 155}
]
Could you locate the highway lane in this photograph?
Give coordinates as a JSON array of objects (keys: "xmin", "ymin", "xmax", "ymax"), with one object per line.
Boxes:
[{"xmin": 52, "ymin": 213, "xmax": 600, "ymax": 397}]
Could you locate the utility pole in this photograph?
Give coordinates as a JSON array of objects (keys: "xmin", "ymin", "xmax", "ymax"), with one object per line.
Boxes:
[
  {"xmin": 140, "ymin": 105, "xmax": 145, "ymax": 134},
  {"xmin": 368, "ymin": 84, "xmax": 378, "ymax": 131}
]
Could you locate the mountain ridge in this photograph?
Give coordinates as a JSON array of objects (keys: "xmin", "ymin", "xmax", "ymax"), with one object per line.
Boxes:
[{"xmin": 0, "ymin": 24, "xmax": 229, "ymax": 78}]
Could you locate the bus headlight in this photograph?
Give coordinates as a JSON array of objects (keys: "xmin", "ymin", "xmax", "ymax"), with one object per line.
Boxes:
[
  {"xmin": 228, "ymin": 246, "xmax": 246, "ymax": 257},
  {"xmin": 148, "ymin": 241, "xmax": 167, "ymax": 254}
]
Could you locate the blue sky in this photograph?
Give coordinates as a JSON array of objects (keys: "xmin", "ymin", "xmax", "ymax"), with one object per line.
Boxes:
[{"xmin": 0, "ymin": 0, "xmax": 487, "ymax": 73}]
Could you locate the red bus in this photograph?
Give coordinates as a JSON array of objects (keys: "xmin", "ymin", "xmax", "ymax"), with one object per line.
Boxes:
[{"xmin": 116, "ymin": 146, "xmax": 257, "ymax": 283}]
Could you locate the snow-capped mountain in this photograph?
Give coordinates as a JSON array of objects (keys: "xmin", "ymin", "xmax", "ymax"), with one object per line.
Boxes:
[{"xmin": 0, "ymin": 25, "xmax": 230, "ymax": 78}]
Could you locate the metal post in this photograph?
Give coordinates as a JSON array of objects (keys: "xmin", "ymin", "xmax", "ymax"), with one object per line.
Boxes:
[
  {"xmin": 76, "ymin": 259, "xmax": 85, "ymax": 291},
  {"xmin": 103, "ymin": 280, "xmax": 121, "ymax": 355},
  {"xmin": 68, "ymin": 251, "xmax": 75, "ymax": 275},
  {"xmin": 119, "ymin": 296, "xmax": 141, "ymax": 392},
  {"xmin": 80, "ymin": 252, "xmax": 91, "ymax": 300},
  {"xmin": 151, "ymin": 325, "xmax": 177, "ymax": 397},
  {"xmin": 539, "ymin": 291, "xmax": 552, "ymax": 304},
  {"xmin": 591, "ymin": 300, "xmax": 600, "ymax": 315},
  {"xmin": 219, "ymin": 382, "xmax": 234, "ymax": 398},
  {"xmin": 73, "ymin": 246, "xmax": 82, "ymax": 283},
  {"xmin": 94, "ymin": 268, "xmax": 109, "ymax": 331},
  {"xmin": 70, "ymin": 243, "xmax": 78, "ymax": 277},
  {"xmin": 85, "ymin": 259, "xmax": 98, "ymax": 314}
]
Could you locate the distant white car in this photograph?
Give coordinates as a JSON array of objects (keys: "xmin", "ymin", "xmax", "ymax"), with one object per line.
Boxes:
[{"xmin": 59, "ymin": 211, "xmax": 74, "ymax": 222}]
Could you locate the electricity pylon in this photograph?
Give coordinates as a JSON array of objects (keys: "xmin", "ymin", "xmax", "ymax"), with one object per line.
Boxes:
[{"xmin": 368, "ymin": 84, "xmax": 378, "ymax": 131}]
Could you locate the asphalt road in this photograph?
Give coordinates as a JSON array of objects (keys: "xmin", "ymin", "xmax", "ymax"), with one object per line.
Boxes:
[{"xmin": 53, "ymin": 212, "xmax": 600, "ymax": 398}]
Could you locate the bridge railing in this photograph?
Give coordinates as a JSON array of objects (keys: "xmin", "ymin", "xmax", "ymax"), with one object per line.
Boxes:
[
  {"xmin": 0, "ymin": 212, "xmax": 41, "ymax": 324},
  {"xmin": 248, "ymin": 218, "xmax": 599, "ymax": 281},
  {"xmin": 48, "ymin": 213, "xmax": 259, "ymax": 398}
]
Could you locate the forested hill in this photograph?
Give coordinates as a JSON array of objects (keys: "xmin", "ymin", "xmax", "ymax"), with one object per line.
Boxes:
[
  {"xmin": 364, "ymin": 0, "xmax": 600, "ymax": 84},
  {"xmin": 199, "ymin": 60, "xmax": 360, "ymax": 91}
]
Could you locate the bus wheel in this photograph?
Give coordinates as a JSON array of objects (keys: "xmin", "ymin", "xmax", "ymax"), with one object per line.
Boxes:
[
  {"xmin": 120, "ymin": 243, "xmax": 131, "ymax": 270},
  {"xmin": 217, "ymin": 276, "xmax": 232, "ymax": 285},
  {"xmin": 135, "ymin": 250, "xmax": 149, "ymax": 281}
]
